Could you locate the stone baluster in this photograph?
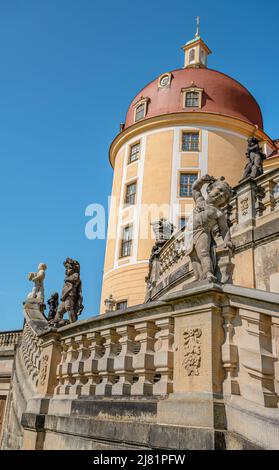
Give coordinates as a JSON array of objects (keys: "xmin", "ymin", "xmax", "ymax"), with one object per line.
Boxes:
[
  {"xmin": 153, "ymin": 317, "xmax": 174, "ymax": 395},
  {"xmin": 131, "ymin": 321, "xmax": 157, "ymax": 395},
  {"xmin": 95, "ymin": 329, "xmax": 121, "ymax": 396},
  {"xmin": 271, "ymin": 317, "xmax": 279, "ymax": 397},
  {"xmin": 58, "ymin": 337, "xmax": 78, "ymax": 395},
  {"xmin": 81, "ymin": 332, "xmax": 105, "ymax": 396},
  {"xmin": 260, "ymin": 179, "xmax": 276, "ymax": 214},
  {"xmin": 238, "ymin": 310, "xmax": 277, "ymax": 407},
  {"xmin": 70, "ymin": 335, "xmax": 90, "ymax": 395},
  {"xmin": 112, "ymin": 325, "xmax": 137, "ymax": 396},
  {"xmin": 221, "ymin": 306, "xmax": 239, "ymax": 396},
  {"xmin": 273, "ymin": 176, "xmax": 279, "ymax": 210},
  {"xmin": 228, "ymin": 197, "xmax": 238, "ymax": 227},
  {"xmin": 55, "ymin": 340, "xmax": 68, "ymax": 395}
]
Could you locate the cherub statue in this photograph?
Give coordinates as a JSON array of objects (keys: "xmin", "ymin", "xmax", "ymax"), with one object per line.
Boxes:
[
  {"xmin": 52, "ymin": 258, "xmax": 83, "ymax": 325},
  {"xmin": 27, "ymin": 263, "xmax": 47, "ymax": 304},
  {"xmin": 47, "ymin": 293, "xmax": 59, "ymax": 321},
  {"xmin": 186, "ymin": 175, "xmax": 233, "ymax": 283},
  {"xmin": 242, "ymin": 136, "xmax": 266, "ymax": 179}
]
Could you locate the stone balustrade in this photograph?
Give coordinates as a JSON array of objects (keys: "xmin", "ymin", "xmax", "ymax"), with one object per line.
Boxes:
[
  {"xmin": 2, "ymin": 283, "xmax": 279, "ymax": 450},
  {"xmin": 0, "ymin": 330, "xmax": 22, "ymax": 349},
  {"xmin": 54, "ymin": 312, "xmax": 174, "ymax": 398},
  {"xmin": 20, "ymin": 322, "xmax": 42, "ymax": 388},
  {"xmin": 230, "ymin": 168, "xmax": 279, "ymax": 228}
]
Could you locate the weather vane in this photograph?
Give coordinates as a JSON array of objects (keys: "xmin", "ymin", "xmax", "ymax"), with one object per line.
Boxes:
[{"xmin": 195, "ymin": 16, "xmax": 200, "ymax": 38}]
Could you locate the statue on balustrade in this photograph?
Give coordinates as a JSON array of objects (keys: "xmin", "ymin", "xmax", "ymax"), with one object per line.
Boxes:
[
  {"xmin": 145, "ymin": 219, "xmax": 174, "ymax": 300},
  {"xmin": 242, "ymin": 136, "xmax": 266, "ymax": 179},
  {"xmin": 51, "ymin": 258, "xmax": 83, "ymax": 326},
  {"xmin": 47, "ymin": 293, "xmax": 59, "ymax": 321},
  {"xmin": 186, "ymin": 174, "xmax": 234, "ymax": 283},
  {"xmin": 27, "ymin": 263, "xmax": 47, "ymax": 305}
]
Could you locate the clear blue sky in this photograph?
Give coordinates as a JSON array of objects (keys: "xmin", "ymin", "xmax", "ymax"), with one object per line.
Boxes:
[{"xmin": 0, "ymin": 0, "xmax": 278, "ymax": 331}]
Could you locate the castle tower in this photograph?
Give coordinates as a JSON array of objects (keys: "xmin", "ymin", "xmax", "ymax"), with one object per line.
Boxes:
[{"xmin": 100, "ymin": 23, "xmax": 274, "ymax": 313}]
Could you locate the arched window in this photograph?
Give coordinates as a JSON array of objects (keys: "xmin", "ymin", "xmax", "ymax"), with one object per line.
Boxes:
[{"xmin": 189, "ymin": 49, "xmax": 195, "ymax": 63}]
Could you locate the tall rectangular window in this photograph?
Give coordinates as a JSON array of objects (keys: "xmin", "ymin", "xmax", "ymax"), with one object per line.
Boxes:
[
  {"xmin": 179, "ymin": 217, "xmax": 186, "ymax": 229},
  {"xmin": 120, "ymin": 225, "xmax": 133, "ymax": 258},
  {"xmin": 182, "ymin": 132, "xmax": 199, "ymax": 151},
  {"xmin": 180, "ymin": 173, "xmax": 198, "ymax": 197},
  {"xmin": 129, "ymin": 143, "xmax": 140, "ymax": 163},
  {"xmin": 125, "ymin": 181, "xmax": 137, "ymax": 205},
  {"xmin": 135, "ymin": 104, "xmax": 145, "ymax": 122},
  {"xmin": 185, "ymin": 91, "xmax": 199, "ymax": 107}
]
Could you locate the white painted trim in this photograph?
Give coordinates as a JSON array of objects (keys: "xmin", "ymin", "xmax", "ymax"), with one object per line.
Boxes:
[
  {"xmin": 132, "ymin": 134, "xmax": 146, "ymax": 263},
  {"xmin": 114, "ymin": 144, "xmax": 129, "ymax": 268},
  {"xmin": 200, "ymin": 129, "xmax": 208, "ymax": 175},
  {"xmin": 170, "ymin": 128, "xmax": 180, "ymax": 226},
  {"xmin": 103, "ymin": 259, "xmax": 149, "ymax": 278}
]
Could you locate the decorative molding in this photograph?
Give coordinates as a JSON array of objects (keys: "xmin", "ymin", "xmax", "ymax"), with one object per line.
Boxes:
[
  {"xmin": 182, "ymin": 328, "xmax": 202, "ymax": 376},
  {"xmin": 158, "ymin": 72, "xmax": 173, "ymax": 89},
  {"xmin": 39, "ymin": 354, "xmax": 49, "ymax": 386},
  {"xmin": 240, "ymin": 196, "xmax": 249, "ymax": 216}
]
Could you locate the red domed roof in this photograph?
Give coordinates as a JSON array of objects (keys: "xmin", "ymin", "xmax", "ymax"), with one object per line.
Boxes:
[{"xmin": 124, "ymin": 68, "xmax": 263, "ymax": 129}]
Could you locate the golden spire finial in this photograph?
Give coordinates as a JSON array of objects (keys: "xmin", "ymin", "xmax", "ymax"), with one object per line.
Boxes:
[{"xmin": 195, "ymin": 16, "xmax": 200, "ymax": 38}]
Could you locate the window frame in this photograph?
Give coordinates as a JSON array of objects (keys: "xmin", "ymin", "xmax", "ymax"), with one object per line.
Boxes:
[
  {"xmin": 119, "ymin": 225, "xmax": 133, "ymax": 258},
  {"xmin": 133, "ymin": 97, "xmax": 149, "ymax": 123},
  {"xmin": 128, "ymin": 142, "xmax": 140, "ymax": 164},
  {"xmin": 179, "ymin": 216, "xmax": 187, "ymax": 230},
  {"xmin": 181, "ymin": 87, "xmax": 203, "ymax": 109},
  {"xmin": 189, "ymin": 48, "xmax": 196, "ymax": 64},
  {"xmin": 178, "ymin": 172, "xmax": 199, "ymax": 198},
  {"xmin": 181, "ymin": 130, "xmax": 200, "ymax": 152},
  {"xmin": 125, "ymin": 180, "xmax": 137, "ymax": 206}
]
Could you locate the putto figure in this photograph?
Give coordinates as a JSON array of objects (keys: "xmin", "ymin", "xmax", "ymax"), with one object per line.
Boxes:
[
  {"xmin": 27, "ymin": 263, "xmax": 47, "ymax": 304},
  {"xmin": 186, "ymin": 174, "xmax": 233, "ymax": 283},
  {"xmin": 242, "ymin": 136, "xmax": 266, "ymax": 179},
  {"xmin": 47, "ymin": 293, "xmax": 59, "ymax": 321},
  {"xmin": 53, "ymin": 258, "xmax": 83, "ymax": 325}
]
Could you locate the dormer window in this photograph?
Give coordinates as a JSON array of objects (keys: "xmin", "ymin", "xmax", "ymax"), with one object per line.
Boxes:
[
  {"xmin": 185, "ymin": 91, "xmax": 199, "ymax": 107},
  {"xmin": 133, "ymin": 97, "xmax": 149, "ymax": 123},
  {"xmin": 135, "ymin": 104, "xmax": 145, "ymax": 122},
  {"xmin": 182, "ymin": 86, "xmax": 203, "ymax": 109}
]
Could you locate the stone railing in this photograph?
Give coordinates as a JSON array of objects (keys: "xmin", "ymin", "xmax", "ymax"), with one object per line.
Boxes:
[
  {"xmin": 20, "ymin": 322, "xmax": 43, "ymax": 389},
  {"xmin": 229, "ymin": 167, "xmax": 279, "ymax": 229},
  {"xmin": 3, "ymin": 284, "xmax": 279, "ymax": 449},
  {"xmin": 0, "ymin": 330, "xmax": 22, "ymax": 350},
  {"xmin": 54, "ymin": 312, "xmax": 174, "ymax": 397},
  {"xmin": 159, "ymin": 228, "xmax": 187, "ymax": 275},
  {"xmin": 146, "ymin": 168, "xmax": 279, "ymax": 300}
]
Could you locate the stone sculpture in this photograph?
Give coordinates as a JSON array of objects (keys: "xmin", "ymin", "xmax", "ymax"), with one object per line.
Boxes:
[
  {"xmin": 186, "ymin": 174, "xmax": 234, "ymax": 283},
  {"xmin": 242, "ymin": 136, "xmax": 266, "ymax": 179},
  {"xmin": 145, "ymin": 219, "xmax": 174, "ymax": 300},
  {"xmin": 52, "ymin": 258, "xmax": 83, "ymax": 325},
  {"xmin": 27, "ymin": 263, "xmax": 47, "ymax": 304},
  {"xmin": 47, "ymin": 293, "xmax": 59, "ymax": 321},
  {"xmin": 151, "ymin": 218, "xmax": 174, "ymax": 246}
]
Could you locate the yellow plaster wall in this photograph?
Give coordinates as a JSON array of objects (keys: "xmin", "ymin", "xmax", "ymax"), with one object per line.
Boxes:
[
  {"xmin": 138, "ymin": 130, "xmax": 174, "ymax": 261},
  {"xmin": 103, "ymin": 148, "xmax": 124, "ymax": 274},
  {"xmin": 233, "ymin": 249, "xmax": 255, "ymax": 288},
  {"xmin": 208, "ymin": 131, "xmax": 247, "ymax": 186},
  {"xmin": 126, "ymin": 162, "xmax": 138, "ymax": 181},
  {"xmin": 100, "ymin": 263, "xmax": 149, "ymax": 313},
  {"xmin": 181, "ymin": 153, "xmax": 199, "ymax": 167}
]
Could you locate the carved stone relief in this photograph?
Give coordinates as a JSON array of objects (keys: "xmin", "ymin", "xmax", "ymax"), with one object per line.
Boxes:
[{"xmin": 182, "ymin": 328, "xmax": 202, "ymax": 376}]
